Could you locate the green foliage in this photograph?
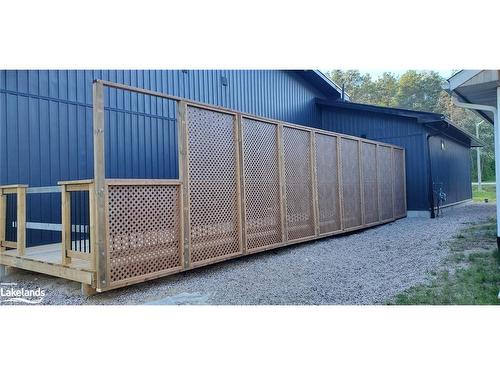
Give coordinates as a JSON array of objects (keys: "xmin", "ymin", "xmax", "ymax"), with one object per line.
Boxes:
[
  {"xmin": 391, "ymin": 218, "xmax": 500, "ymax": 305},
  {"xmin": 326, "ymin": 69, "xmax": 495, "ymax": 181},
  {"xmin": 395, "ymin": 70, "xmax": 444, "ymax": 112},
  {"xmin": 327, "ymin": 69, "xmax": 443, "ymax": 112},
  {"xmin": 328, "ymin": 70, "xmax": 374, "ymax": 104},
  {"xmin": 472, "ymin": 185, "xmax": 496, "ymax": 202},
  {"xmin": 373, "ymin": 72, "xmax": 398, "ymax": 107}
]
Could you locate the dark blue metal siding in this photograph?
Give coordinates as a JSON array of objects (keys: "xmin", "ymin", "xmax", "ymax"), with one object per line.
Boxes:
[
  {"xmin": 429, "ymin": 136, "xmax": 472, "ymax": 205},
  {"xmin": 320, "ymin": 108, "xmax": 430, "ymax": 211},
  {"xmin": 0, "ymin": 70, "xmax": 325, "ymax": 185},
  {"xmin": 0, "ymin": 69, "xmax": 326, "ymax": 246},
  {"xmin": 103, "ymin": 88, "xmax": 178, "ymax": 179}
]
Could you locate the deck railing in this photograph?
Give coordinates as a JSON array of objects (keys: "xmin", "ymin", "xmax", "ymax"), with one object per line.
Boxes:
[
  {"xmin": 59, "ymin": 180, "xmax": 95, "ymax": 268},
  {"xmin": 0, "ymin": 182, "xmax": 96, "ymax": 271},
  {"xmin": 0, "ymin": 185, "xmax": 27, "ymax": 255}
]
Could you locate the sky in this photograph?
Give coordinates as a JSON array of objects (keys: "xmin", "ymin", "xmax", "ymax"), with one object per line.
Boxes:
[{"xmin": 359, "ymin": 70, "xmax": 454, "ymax": 80}]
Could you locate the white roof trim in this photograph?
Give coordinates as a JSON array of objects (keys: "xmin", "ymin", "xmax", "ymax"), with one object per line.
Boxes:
[
  {"xmin": 447, "ymin": 70, "xmax": 482, "ymax": 91},
  {"xmin": 315, "ymin": 70, "xmax": 351, "ymax": 101}
]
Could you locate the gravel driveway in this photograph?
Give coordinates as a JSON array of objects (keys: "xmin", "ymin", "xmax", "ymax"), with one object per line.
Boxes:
[{"xmin": 1, "ymin": 203, "xmax": 495, "ymax": 305}]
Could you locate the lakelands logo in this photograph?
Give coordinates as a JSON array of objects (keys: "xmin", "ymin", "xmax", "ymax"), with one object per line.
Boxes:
[{"xmin": 0, "ymin": 283, "xmax": 45, "ymax": 304}]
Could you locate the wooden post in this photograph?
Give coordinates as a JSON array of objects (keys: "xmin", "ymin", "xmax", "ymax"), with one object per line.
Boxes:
[
  {"xmin": 337, "ymin": 136, "xmax": 344, "ymax": 231},
  {"xmin": 236, "ymin": 114, "xmax": 247, "ymax": 255},
  {"xmin": 61, "ymin": 185, "xmax": 71, "ymax": 265},
  {"xmin": 277, "ymin": 124, "xmax": 288, "ymax": 243},
  {"xmin": 358, "ymin": 140, "xmax": 365, "ymax": 226},
  {"xmin": 93, "ymin": 81, "xmax": 107, "ymax": 290},
  {"xmin": 16, "ymin": 186, "xmax": 26, "ymax": 256},
  {"xmin": 0, "ymin": 189, "xmax": 5, "ymax": 253},
  {"xmin": 82, "ymin": 283, "xmax": 97, "ymax": 297},
  {"xmin": 177, "ymin": 102, "xmax": 185, "ymax": 270},
  {"xmin": 402, "ymin": 149, "xmax": 407, "ymax": 215},
  {"xmin": 376, "ymin": 144, "xmax": 381, "ymax": 222},
  {"xmin": 310, "ymin": 132, "xmax": 320, "ymax": 235},
  {"xmin": 178, "ymin": 101, "xmax": 191, "ymax": 270},
  {"xmin": 391, "ymin": 147, "xmax": 396, "ymax": 219}
]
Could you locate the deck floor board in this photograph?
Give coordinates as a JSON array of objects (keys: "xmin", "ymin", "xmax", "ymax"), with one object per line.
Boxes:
[{"xmin": 3, "ymin": 243, "xmax": 92, "ymax": 271}]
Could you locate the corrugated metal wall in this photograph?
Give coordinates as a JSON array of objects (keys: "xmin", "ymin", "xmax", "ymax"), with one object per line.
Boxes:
[
  {"xmin": 0, "ymin": 70, "xmax": 327, "ymax": 246},
  {"xmin": 0, "ymin": 70, "xmax": 326, "ymax": 183},
  {"xmin": 429, "ymin": 135, "xmax": 472, "ymax": 206},
  {"xmin": 321, "ymin": 108, "xmax": 428, "ymax": 211}
]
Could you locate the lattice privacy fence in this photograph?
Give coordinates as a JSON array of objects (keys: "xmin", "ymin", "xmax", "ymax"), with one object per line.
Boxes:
[
  {"xmin": 242, "ymin": 118, "xmax": 282, "ymax": 251},
  {"xmin": 96, "ymin": 82, "xmax": 406, "ymax": 290},
  {"xmin": 106, "ymin": 182, "xmax": 182, "ymax": 285}
]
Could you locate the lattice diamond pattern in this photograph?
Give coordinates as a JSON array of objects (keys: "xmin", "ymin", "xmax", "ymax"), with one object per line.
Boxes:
[
  {"xmin": 315, "ymin": 134, "xmax": 341, "ymax": 234},
  {"xmin": 362, "ymin": 142, "xmax": 379, "ymax": 224},
  {"xmin": 242, "ymin": 118, "xmax": 282, "ymax": 250},
  {"xmin": 107, "ymin": 184, "xmax": 181, "ymax": 283},
  {"xmin": 187, "ymin": 106, "xmax": 240, "ymax": 264},
  {"xmin": 283, "ymin": 126, "xmax": 315, "ymax": 240},
  {"xmin": 341, "ymin": 138, "xmax": 362, "ymax": 229}
]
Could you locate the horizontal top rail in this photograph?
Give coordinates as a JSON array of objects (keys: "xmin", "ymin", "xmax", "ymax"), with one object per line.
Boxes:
[
  {"xmin": 27, "ymin": 186, "xmax": 61, "ymax": 194},
  {"xmin": 97, "ymin": 79, "xmax": 185, "ymax": 102},
  {"xmin": 0, "ymin": 185, "xmax": 28, "ymax": 195},
  {"xmin": 280, "ymin": 121, "xmax": 405, "ymax": 150},
  {"xmin": 0, "ymin": 184, "xmax": 28, "ymax": 189},
  {"xmin": 58, "ymin": 179, "xmax": 94, "ymax": 185},
  {"xmin": 95, "ymin": 80, "xmax": 405, "ymax": 151},
  {"xmin": 105, "ymin": 179, "xmax": 181, "ymax": 186}
]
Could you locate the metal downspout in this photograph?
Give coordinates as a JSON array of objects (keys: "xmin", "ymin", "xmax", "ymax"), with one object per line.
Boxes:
[{"xmin": 452, "ymin": 95, "xmax": 499, "ymax": 249}]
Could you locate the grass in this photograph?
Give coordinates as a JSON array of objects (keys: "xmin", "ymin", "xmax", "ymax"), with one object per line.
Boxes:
[
  {"xmin": 472, "ymin": 184, "xmax": 496, "ymax": 202},
  {"xmin": 391, "ymin": 217, "xmax": 500, "ymax": 305}
]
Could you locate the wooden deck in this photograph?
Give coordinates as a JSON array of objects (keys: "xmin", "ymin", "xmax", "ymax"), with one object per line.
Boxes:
[{"xmin": 0, "ymin": 243, "xmax": 95, "ymax": 286}]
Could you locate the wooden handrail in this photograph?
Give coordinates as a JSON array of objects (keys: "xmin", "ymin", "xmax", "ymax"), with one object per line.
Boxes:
[
  {"xmin": 0, "ymin": 185, "xmax": 27, "ymax": 256},
  {"xmin": 60, "ymin": 181, "xmax": 95, "ymax": 269}
]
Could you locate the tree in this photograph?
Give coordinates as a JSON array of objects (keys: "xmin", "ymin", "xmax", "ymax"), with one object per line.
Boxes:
[
  {"xmin": 394, "ymin": 70, "xmax": 444, "ymax": 112},
  {"xmin": 328, "ymin": 70, "xmax": 373, "ymax": 103},
  {"xmin": 372, "ymin": 72, "xmax": 398, "ymax": 107}
]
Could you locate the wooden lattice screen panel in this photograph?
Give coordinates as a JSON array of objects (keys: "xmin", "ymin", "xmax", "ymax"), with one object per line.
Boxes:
[
  {"xmin": 106, "ymin": 183, "xmax": 182, "ymax": 285},
  {"xmin": 341, "ymin": 138, "xmax": 362, "ymax": 229},
  {"xmin": 93, "ymin": 81, "xmax": 408, "ymax": 291},
  {"xmin": 362, "ymin": 142, "xmax": 379, "ymax": 224},
  {"xmin": 378, "ymin": 145, "xmax": 394, "ymax": 220},
  {"xmin": 283, "ymin": 126, "xmax": 315, "ymax": 241},
  {"xmin": 186, "ymin": 106, "xmax": 242, "ymax": 265},
  {"xmin": 242, "ymin": 117, "xmax": 283, "ymax": 251},
  {"xmin": 315, "ymin": 133, "xmax": 341, "ymax": 234},
  {"xmin": 393, "ymin": 148, "xmax": 406, "ymax": 217}
]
